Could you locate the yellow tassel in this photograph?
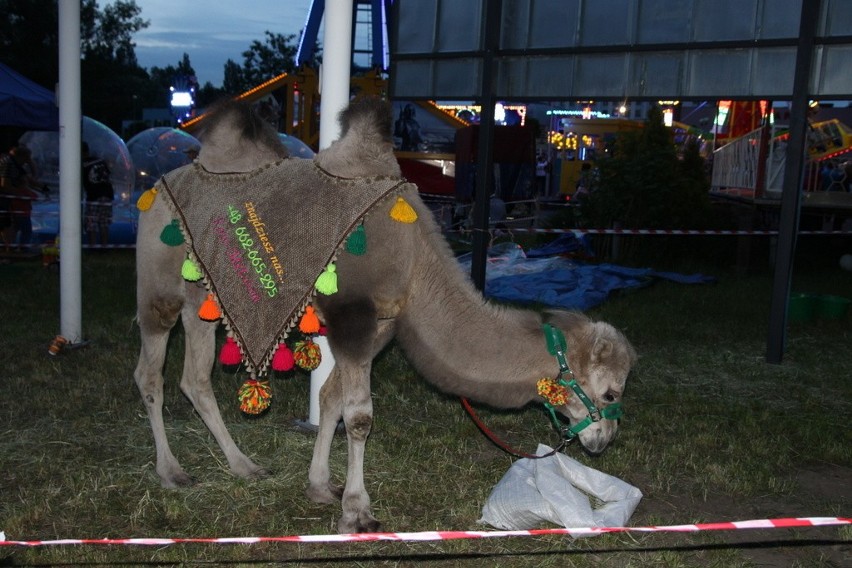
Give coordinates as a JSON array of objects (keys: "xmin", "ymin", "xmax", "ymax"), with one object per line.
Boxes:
[
  {"xmin": 198, "ymin": 293, "xmax": 221, "ymax": 321},
  {"xmin": 136, "ymin": 187, "xmax": 158, "ymax": 211},
  {"xmin": 389, "ymin": 196, "xmax": 417, "ymax": 223},
  {"xmin": 315, "ymin": 263, "xmax": 338, "ymax": 295},
  {"xmin": 298, "ymin": 305, "xmax": 320, "ymax": 333},
  {"xmin": 181, "ymin": 257, "xmax": 202, "ymax": 281}
]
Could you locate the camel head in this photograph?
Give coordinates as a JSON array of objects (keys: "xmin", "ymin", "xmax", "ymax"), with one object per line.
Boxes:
[{"xmin": 541, "ymin": 312, "xmax": 637, "ymax": 455}]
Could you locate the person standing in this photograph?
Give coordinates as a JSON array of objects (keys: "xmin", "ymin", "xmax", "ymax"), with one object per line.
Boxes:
[
  {"xmin": 0, "ymin": 144, "xmax": 41, "ymax": 252},
  {"xmin": 82, "ymin": 142, "xmax": 114, "ymax": 247}
]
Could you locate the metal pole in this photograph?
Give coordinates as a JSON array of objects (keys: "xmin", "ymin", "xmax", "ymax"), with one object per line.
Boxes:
[
  {"xmin": 318, "ymin": 0, "xmax": 353, "ymax": 150},
  {"xmin": 470, "ymin": 0, "xmax": 502, "ymax": 291},
  {"xmin": 308, "ymin": 0, "xmax": 353, "ymax": 427},
  {"xmin": 765, "ymin": 0, "xmax": 821, "ymax": 363},
  {"xmin": 58, "ymin": 0, "xmax": 82, "ymax": 344}
]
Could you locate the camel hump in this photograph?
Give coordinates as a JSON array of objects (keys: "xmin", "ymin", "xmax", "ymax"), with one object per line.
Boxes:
[
  {"xmin": 338, "ymin": 97, "xmax": 394, "ymax": 144},
  {"xmin": 196, "ymin": 99, "xmax": 288, "ymax": 172}
]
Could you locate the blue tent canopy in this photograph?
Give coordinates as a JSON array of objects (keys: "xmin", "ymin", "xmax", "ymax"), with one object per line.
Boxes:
[{"xmin": 0, "ymin": 63, "xmax": 59, "ymax": 131}]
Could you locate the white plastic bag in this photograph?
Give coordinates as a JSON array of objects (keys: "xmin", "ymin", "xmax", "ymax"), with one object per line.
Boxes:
[{"xmin": 479, "ymin": 444, "xmax": 642, "ymax": 534}]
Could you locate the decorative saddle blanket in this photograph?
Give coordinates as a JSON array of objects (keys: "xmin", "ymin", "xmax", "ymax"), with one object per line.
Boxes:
[{"xmin": 156, "ymin": 158, "xmax": 414, "ymax": 374}]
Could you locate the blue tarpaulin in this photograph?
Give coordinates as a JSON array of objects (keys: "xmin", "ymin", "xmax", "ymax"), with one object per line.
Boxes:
[
  {"xmin": 0, "ymin": 63, "xmax": 59, "ymax": 131},
  {"xmin": 458, "ymin": 236, "xmax": 715, "ymax": 311}
]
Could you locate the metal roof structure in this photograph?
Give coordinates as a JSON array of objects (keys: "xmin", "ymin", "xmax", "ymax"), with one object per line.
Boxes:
[{"xmin": 389, "ymin": 0, "xmax": 852, "ymax": 363}]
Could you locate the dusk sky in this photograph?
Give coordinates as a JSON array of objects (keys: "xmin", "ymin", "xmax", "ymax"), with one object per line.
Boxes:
[{"xmin": 132, "ymin": 0, "xmax": 314, "ymax": 87}]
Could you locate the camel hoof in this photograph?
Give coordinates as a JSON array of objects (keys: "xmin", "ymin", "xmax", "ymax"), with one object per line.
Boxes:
[
  {"xmin": 240, "ymin": 465, "xmax": 272, "ymax": 481},
  {"xmin": 306, "ymin": 483, "xmax": 343, "ymax": 504},
  {"xmin": 160, "ymin": 471, "xmax": 196, "ymax": 489},
  {"xmin": 230, "ymin": 455, "xmax": 270, "ymax": 481},
  {"xmin": 338, "ymin": 513, "xmax": 381, "ymax": 534}
]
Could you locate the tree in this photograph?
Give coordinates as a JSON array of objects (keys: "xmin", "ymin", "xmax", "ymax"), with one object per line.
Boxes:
[
  {"xmin": 578, "ymin": 106, "xmax": 714, "ymax": 262},
  {"xmin": 0, "ymin": 0, "xmax": 59, "ymax": 89},
  {"xmin": 0, "ymin": 0, "xmax": 150, "ymax": 132},
  {"xmin": 222, "ymin": 59, "xmax": 247, "ymax": 96},
  {"xmin": 222, "ymin": 31, "xmax": 308, "ymax": 95},
  {"xmin": 81, "ymin": 0, "xmax": 148, "ymax": 66}
]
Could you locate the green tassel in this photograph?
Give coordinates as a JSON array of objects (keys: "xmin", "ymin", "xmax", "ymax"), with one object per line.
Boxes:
[
  {"xmin": 160, "ymin": 219, "xmax": 184, "ymax": 246},
  {"xmin": 345, "ymin": 223, "xmax": 367, "ymax": 256},
  {"xmin": 315, "ymin": 263, "xmax": 338, "ymax": 295},
  {"xmin": 181, "ymin": 257, "xmax": 202, "ymax": 281}
]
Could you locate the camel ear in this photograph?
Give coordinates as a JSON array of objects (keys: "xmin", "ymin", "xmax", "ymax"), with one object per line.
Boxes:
[{"xmin": 591, "ymin": 337, "xmax": 614, "ymax": 363}]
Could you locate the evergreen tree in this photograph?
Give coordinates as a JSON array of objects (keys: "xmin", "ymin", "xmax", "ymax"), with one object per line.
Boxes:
[{"xmin": 585, "ymin": 106, "xmax": 711, "ymax": 231}]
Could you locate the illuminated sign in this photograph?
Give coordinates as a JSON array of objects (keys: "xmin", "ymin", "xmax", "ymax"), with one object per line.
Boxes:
[{"xmin": 171, "ymin": 91, "xmax": 194, "ymax": 108}]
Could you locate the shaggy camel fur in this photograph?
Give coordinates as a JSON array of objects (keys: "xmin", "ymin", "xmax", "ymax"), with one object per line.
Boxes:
[{"xmin": 134, "ymin": 98, "xmax": 637, "ymax": 534}]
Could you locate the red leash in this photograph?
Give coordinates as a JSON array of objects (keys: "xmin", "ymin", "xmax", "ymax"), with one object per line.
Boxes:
[{"xmin": 460, "ymin": 398, "xmax": 565, "ymax": 459}]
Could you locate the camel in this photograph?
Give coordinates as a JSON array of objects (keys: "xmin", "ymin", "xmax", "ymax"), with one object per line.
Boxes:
[{"xmin": 133, "ymin": 97, "xmax": 637, "ymax": 534}]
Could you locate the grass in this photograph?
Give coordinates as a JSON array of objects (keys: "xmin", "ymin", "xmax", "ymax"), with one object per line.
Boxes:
[{"xmin": 0, "ymin": 238, "xmax": 850, "ymax": 567}]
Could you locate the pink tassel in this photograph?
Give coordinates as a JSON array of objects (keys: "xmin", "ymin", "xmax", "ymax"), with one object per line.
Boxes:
[{"xmin": 271, "ymin": 342, "xmax": 295, "ymax": 372}]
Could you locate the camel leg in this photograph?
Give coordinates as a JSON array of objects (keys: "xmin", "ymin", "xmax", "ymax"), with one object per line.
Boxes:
[
  {"xmin": 337, "ymin": 357, "xmax": 379, "ymax": 533},
  {"xmin": 305, "ymin": 366, "xmax": 345, "ymax": 503},
  {"xmin": 179, "ymin": 283, "xmax": 269, "ymax": 481},
  {"xmin": 133, "ymin": 203, "xmax": 198, "ymax": 487},
  {"xmin": 307, "ymin": 296, "xmax": 396, "ymax": 533},
  {"xmin": 306, "ymin": 320, "xmax": 396, "ymax": 511},
  {"xmin": 134, "ymin": 289, "xmax": 194, "ymax": 487}
]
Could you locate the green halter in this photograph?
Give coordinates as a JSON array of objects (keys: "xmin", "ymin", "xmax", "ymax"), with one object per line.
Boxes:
[{"xmin": 541, "ymin": 323, "xmax": 623, "ymax": 440}]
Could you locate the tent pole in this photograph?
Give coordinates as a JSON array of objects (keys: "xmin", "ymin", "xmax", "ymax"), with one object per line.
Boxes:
[
  {"xmin": 58, "ymin": 0, "xmax": 82, "ymax": 345},
  {"xmin": 765, "ymin": 0, "xmax": 821, "ymax": 363}
]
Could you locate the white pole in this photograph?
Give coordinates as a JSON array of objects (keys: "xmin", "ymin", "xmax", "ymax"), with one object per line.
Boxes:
[
  {"xmin": 309, "ymin": 335, "xmax": 335, "ymax": 425},
  {"xmin": 318, "ymin": 0, "xmax": 353, "ymax": 151},
  {"xmin": 58, "ymin": 0, "xmax": 82, "ymax": 344},
  {"xmin": 308, "ymin": 0, "xmax": 353, "ymax": 427}
]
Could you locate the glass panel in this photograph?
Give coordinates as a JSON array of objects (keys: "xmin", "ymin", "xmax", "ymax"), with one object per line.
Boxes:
[
  {"xmin": 627, "ymin": 52, "xmax": 684, "ymax": 97},
  {"xmin": 693, "ymin": 0, "xmax": 758, "ymax": 41},
  {"xmin": 496, "ymin": 57, "xmax": 527, "ymax": 97},
  {"xmin": 436, "ymin": 0, "xmax": 482, "ymax": 52},
  {"xmin": 526, "ymin": 56, "xmax": 576, "ymax": 97},
  {"xmin": 395, "ymin": 0, "xmax": 438, "ymax": 54},
  {"xmin": 391, "ymin": 61, "xmax": 433, "ymax": 98},
  {"xmin": 434, "ymin": 59, "xmax": 481, "ymax": 98},
  {"xmin": 822, "ymin": 0, "xmax": 852, "ymax": 37},
  {"xmin": 636, "ymin": 0, "xmax": 692, "ymax": 44},
  {"xmin": 758, "ymin": 0, "xmax": 801, "ymax": 39},
  {"xmin": 688, "ymin": 49, "xmax": 752, "ymax": 96},
  {"xmin": 579, "ymin": 0, "xmax": 631, "ymax": 46},
  {"xmin": 500, "ymin": 0, "xmax": 531, "ymax": 49},
  {"xmin": 816, "ymin": 45, "xmax": 852, "ymax": 96},
  {"xmin": 530, "ymin": 0, "xmax": 581, "ymax": 48},
  {"xmin": 753, "ymin": 47, "xmax": 795, "ymax": 96},
  {"xmin": 574, "ymin": 53, "xmax": 628, "ymax": 96}
]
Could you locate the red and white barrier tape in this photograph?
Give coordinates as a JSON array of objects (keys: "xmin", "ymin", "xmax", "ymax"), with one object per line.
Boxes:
[
  {"xmin": 448, "ymin": 227, "xmax": 852, "ymax": 236},
  {"xmin": 1, "ymin": 517, "xmax": 848, "ymax": 547}
]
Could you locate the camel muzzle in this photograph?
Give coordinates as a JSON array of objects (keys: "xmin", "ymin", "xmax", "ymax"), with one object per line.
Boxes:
[{"xmin": 541, "ymin": 324, "xmax": 624, "ymax": 443}]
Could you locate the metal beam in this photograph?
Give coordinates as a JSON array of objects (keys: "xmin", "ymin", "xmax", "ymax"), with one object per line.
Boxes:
[
  {"xmin": 469, "ymin": 0, "xmax": 502, "ymax": 291},
  {"xmin": 765, "ymin": 0, "xmax": 821, "ymax": 363}
]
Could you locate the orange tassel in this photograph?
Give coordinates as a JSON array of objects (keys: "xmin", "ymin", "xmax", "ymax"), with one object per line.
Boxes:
[
  {"xmin": 298, "ymin": 305, "xmax": 320, "ymax": 333},
  {"xmin": 198, "ymin": 293, "xmax": 221, "ymax": 321}
]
